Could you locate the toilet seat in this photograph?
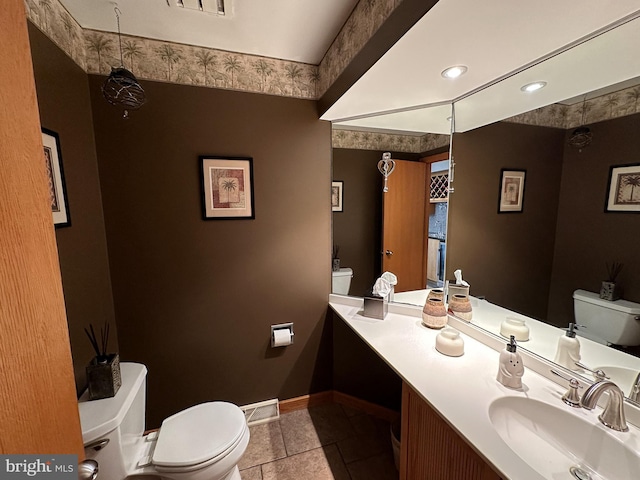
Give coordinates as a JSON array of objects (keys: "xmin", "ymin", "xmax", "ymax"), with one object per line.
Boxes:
[{"xmin": 152, "ymin": 402, "xmax": 247, "ymax": 472}]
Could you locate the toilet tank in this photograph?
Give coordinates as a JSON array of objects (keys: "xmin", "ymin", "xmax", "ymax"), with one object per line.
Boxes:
[
  {"xmin": 78, "ymin": 363, "xmax": 148, "ymax": 480},
  {"xmin": 573, "ymin": 289, "xmax": 640, "ymax": 346},
  {"xmin": 332, "ymin": 268, "xmax": 353, "ymax": 294}
]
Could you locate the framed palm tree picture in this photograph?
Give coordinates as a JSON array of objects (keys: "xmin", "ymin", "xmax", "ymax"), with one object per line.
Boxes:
[
  {"xmin": 200, "ymin": 156, "xmax": 255, "ymax": 219},
  {"xmin": 42, "ymin": 128, "xmax": 71, "ymax": 228},
  {"xmin": 606, "ymin": 163, "xmax": 640, "ymax": 213}
]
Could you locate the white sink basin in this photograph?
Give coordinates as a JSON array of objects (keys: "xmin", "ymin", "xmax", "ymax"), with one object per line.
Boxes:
[{"xmin": 489, "ymin": 397, "xmax": 640, "ymax": 479}]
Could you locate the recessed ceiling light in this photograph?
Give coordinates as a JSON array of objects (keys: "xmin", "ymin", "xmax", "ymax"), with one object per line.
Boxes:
[
  {"xmin": 441, "ymin": 66, "xmax": 468, "ymax": 79},
  {"xmin": 521, "ymin": 81, "xmax": 547, "ymax": 93}
]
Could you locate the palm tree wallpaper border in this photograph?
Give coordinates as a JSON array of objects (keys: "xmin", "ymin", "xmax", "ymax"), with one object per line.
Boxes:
[
  {"xmin": 24, "ymin": 0, "xmax": 640, "ymax": 147},
  {"xmin": 606, "ymin": 163, "xmax": 640, "ymax": 213},
  {"xmin": 200, "ymin": 157, "xmax": 255, "ymax": 220}
]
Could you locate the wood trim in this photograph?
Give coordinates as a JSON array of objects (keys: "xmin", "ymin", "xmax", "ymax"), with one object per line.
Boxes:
[
  {"xmin": 0, "ymin": 0, "xmax": 84, "ymax": 456},
  {"xmin": 332, "ymin": 391, "xmax": 399, "ymax": 423},
  {"xmin": 278, "ymin": 391, "xmax": 334, "ymax": 414},
  {"xmin": 278, "ymin": 390, "xmax": 399, "ymax": 422}
]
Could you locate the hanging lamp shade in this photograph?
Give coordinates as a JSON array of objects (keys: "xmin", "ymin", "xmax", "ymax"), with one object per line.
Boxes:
[
  {"xmin": 568, "ymin": 96, "xmax": 592, "ymax": 150},
  {"xmin": 102, "ymin": 7, "xmax": 145, "ymax": 118},
  {"xmin": 102, "ymin": 67, "xmax": 146, "ymax": 117},
  {"xmin": 568, "ymin": 126, "xmax": 593, "ymax": 149}
]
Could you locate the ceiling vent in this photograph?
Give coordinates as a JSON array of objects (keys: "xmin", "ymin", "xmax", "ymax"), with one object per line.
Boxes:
[{"xmin": 174, "ymin": 0, "xmax": 226, "ymax": 15}]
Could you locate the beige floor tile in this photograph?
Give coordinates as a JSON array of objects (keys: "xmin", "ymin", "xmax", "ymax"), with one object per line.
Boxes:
[
  {"xmin": 279, "ymin": 404, "xmax": 355, "ymax": 456},
  {"xmin": 240, "ymin": 465, "xmax": 262, "ymax": 480},
  {"xmin": 261, "ymin": 444, "xmax": 350, "ymax": 480},
  {"xmin": 238, "ymin": 421, "xmax": 287, "ymax": 470},
  {"xmin": 337, "ymin": 414, "xmax": 391, "ymax": 464},
  {"xmin": 346, "ymin": 451, "xmax": 399, "ymax": 480}
]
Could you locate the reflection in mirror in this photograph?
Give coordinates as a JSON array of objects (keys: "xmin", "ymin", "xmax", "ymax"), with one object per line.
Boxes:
[
  {"xmin": 331, "ymin": 105, "xmax": 452, "ymax": 299},
  {"xmin": 446, "ymin": 18, "xmax": 640, "ymax": 399}
]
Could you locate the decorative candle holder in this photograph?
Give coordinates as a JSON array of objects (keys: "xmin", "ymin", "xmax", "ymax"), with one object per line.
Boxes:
[
  {"xmin": 448, "ymin": 294, "xmax": 473, "ymax": 321},
  {"xmin": 422, "ymin": 298, "xmax": 448, "ymax": 329}
]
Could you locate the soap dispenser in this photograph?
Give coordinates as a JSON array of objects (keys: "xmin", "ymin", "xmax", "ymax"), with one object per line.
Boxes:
[
  {"xmin": 497, "ymin": 335, "xmax": 524, "ymax": 389},
  {"xmin": 554, "ymin": 323, "xmax": 581, "ymax": 371}
]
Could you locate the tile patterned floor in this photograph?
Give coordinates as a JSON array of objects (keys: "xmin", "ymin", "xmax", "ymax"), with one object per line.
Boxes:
[{"xmin": 239, "ymin": 403, "xmax": 399, "ymax": 480}]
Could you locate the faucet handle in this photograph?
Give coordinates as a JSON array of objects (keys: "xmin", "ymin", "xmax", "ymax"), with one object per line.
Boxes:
[
  {"xmin": 575, "ymin": 362, "xmax": 610, "ymax": 381},
  {"xmin": 551, "ymin": 369, "xmax": 583, "ymax": 408}
]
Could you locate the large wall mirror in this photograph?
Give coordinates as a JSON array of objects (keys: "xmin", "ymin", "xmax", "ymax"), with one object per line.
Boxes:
[
  {"xmin": 331, "ymin": 104, "xmax": 452, "ymax": 299},
  {"xmin": 447, "ymin": 16, "xmax": 640, "ymax": 400},
  {"xmin": 330, "ymin": 14, "xmax": 640, "ymax": 402}
]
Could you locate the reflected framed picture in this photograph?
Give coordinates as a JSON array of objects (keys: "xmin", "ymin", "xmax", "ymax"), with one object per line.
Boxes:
[
  {"xmin": 605, "ymin": 163, "xmax": 640, "ymax": 213},
  {"xmin": 42, "ymin": 128, "xmax": 71, "ymax": 228},
  {"xmin": 498, "ymin": 169, "xmax": 526, "ymax": 213},
  {"xmin": 200, "ymin": 156, "xmax": 255, "ymax": 220},
  {"xmin": 332, "ymin": 181, "xmax": 343, "ymax": 212}
]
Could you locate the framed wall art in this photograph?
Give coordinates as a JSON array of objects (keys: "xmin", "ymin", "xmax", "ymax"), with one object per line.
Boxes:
[
  {"xmin": 498, "ymin": 169, "xmax": 526, "ymax": 213},
  {"xmin": 332, "ymin": 181, "xmax": 343, "ymax": 212},
  {"xmin": 200, "ymin": 156, "xmax": 255, "ymax": 219},
  {"xmin": 42, "ymin": 128, "xmax": 71, "ymax": 228},
  {"xmin": 606, "ymin": 163, "xmax": 640, "ymax": 213}
]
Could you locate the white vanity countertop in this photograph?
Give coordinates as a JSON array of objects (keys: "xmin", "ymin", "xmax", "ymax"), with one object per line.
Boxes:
[{"xmin": 329, "ymin": 295, "xmax": 638, "ymax": 480}]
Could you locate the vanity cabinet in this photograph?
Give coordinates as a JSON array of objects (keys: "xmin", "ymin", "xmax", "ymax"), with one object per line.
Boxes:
[{"xmin": 400, "ymin": 383, "xmax": 502, "ymax": 480}]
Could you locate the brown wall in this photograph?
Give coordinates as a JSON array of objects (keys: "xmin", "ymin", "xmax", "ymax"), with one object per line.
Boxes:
[
  {"xmin": 547, "ymin": 113, "xmax": 640, "ymax": 327},
  {"xmin": 448, "ymin": 122, "xmax": 565, "ymax": 320},
  {"xmin": 89, "ymin": 77, "xmax": 332, "ymax": 427},
  {"xmin": 29, "ymin": 24, "xmax": 117, "ymax": 395},
  {"xmin": 332, "ymin": 148, "xmax": 419, "ymax": 296}
]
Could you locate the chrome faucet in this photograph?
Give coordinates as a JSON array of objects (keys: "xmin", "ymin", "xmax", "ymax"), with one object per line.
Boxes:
[
  {"xmin": 629, "ymin": 372, "xmax": 640, "ymax": 403},
  {"xmin": 580, "ymin": 380, "xmax": 628, "ymax": 432}
]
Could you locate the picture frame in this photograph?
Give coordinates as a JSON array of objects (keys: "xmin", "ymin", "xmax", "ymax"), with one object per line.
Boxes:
[
  {"xmin": 332, "ymin": 181, "xmax": 343, "ymax": 212},
  {"xmin": 200, "ymin": 156, "xmax": 255, "ymax": 220},
  {"xmin": 605, "ymin": 163, "xmax": 640, "ymax": 213},
  {"xmin": 498, "ymin": 169, "xmax": 526, "ymax": 213},
  {"xmin": 41, "ymin": 128, "xmax": 71, "ymax": 228}
]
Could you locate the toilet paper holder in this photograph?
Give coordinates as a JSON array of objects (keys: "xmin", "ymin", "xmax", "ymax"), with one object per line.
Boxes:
[{"xmin": 271, "ymin": 323, "xmax": 294, "ymax": 347}]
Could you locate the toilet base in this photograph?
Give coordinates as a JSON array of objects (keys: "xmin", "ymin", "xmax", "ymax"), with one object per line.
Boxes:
[{"xmin": 221, "ymin": 466, "xmax": 240, "ymax": 480}]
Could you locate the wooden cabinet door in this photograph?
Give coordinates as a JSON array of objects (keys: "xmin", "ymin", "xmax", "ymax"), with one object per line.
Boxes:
[
  {"xmin": 400, "ymin": 383, "xmax": 502, "ymax": 480},
  {"xmin": 0, "ymin": 0, "xmax": 84, "ymax": 457}
]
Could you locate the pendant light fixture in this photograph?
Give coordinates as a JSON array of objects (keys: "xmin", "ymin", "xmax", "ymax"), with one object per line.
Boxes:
[
  {"xmin": 102, "ymin": 7, "xmax": 146, "ymax": 119},
  {"xmin": 568, "ymin": 96, "xmax": 593, "ymax": 150}
]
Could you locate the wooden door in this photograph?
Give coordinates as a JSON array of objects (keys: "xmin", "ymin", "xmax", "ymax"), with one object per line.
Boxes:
[
  {"xmin": 382, "ymin": 160, "xmax": 427, "ymax": 293},
  {"xmin": 0, "ymin": 0, "xmax": 84, "ymax": 457}
]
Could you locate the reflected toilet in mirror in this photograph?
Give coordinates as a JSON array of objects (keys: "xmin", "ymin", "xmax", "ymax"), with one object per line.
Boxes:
[
  {"xmin": 573, "ymin": 290, "xmax": 640, "ymax": 347},
  {"xmin": 332, "ymin": 267, "xmax": 353, "ymax": 295}
]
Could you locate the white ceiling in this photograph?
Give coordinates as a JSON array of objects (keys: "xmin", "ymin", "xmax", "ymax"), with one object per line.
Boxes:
[
  {"xmin": 59, "ymin": 0, "xmax": 359, "ymax": 64},
  {"xmin": 324, "ymin": 0, "xmax": 640, "ymax": 134}
]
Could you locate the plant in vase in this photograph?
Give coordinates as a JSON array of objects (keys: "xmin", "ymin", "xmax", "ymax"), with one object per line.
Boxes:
[
  {"xmin": 84, "ymin": 321, "xmax": 122, "ymax": 400},
  {"xmin": 332, "ymin": 245, "xmax": 340, "ymax": 272},
  {"xmin": 600, "ymin": 261, "xmax": 623, "ymax": 301}
]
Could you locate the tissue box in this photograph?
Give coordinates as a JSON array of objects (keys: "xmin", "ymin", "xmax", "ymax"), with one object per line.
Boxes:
[
  {"xmin": 448, "ymin": 282, "xmax": 470, "ymax": 300},
  {"xmin": 364, "ymin": 294, "xmax": 388, "ymax": 320}
]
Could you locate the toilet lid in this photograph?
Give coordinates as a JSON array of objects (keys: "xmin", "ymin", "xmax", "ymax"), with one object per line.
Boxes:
[{"xmin": 153, "ymin": 402, "xmax": 246, "ymax": 468}]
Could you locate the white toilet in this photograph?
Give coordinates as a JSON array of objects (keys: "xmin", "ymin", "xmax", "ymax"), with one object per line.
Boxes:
[
  {"xmin": 78, "ymin": 363, "xmax": 249, "ymax": 480},
  {"xmin": 332, "ymin": 267, "xmax": 353, "ymax": 294},
  {"xmin": 573, "ymin": 289, "xmax": 640, "ymax": 346}
]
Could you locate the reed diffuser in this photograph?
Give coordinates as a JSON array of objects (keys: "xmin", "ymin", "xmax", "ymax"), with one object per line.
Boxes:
[
  {"xmin": 600, "ymin": 261, "xmax": 623, "ymax": 301},
  {"xmin": 85, "ymin": 321, "xmax": 122, "ymax": 400}
]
